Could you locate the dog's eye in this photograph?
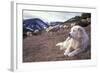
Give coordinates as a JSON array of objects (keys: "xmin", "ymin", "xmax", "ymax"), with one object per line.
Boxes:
[
  {"xmin": 73, "ymin": 30, "xmax": 76, "ymax": 32},
  {"xmin": 78, "ymin": 28, "xmax": 82, "ymax": 31}
]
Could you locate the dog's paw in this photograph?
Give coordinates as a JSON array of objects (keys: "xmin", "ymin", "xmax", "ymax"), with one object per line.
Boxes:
[
  {"xmin": 67, "ymin": 53, "xmax": 75, "ymax": 57},
  {"xmin": 56, "ymin": 43, "xmax": 60, "ymax": 46},
  {"xmin": 56, "ymin": 44, "xmax": 58, "ymax": 46},
  {"xmin": 56, "ymin": 43, "xmax": 62, "ymax": 46},
  {"xmin": 64, "ymin": 52, "xmax": 69, "ymax": 56}
]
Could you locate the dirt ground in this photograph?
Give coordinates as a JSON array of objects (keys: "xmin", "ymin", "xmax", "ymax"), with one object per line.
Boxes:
[{"xmin": 23, "ymin": 25, "xmax": 91, "ymax": 62}]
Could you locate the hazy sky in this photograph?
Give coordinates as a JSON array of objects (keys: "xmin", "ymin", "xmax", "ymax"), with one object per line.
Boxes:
[{"xmin": 23, "ymin": 10, "xmax": 82, "ymax": 23}]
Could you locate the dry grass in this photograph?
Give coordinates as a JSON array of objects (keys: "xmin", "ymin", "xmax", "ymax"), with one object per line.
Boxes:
[{"xmin": 23, "ymin": 25, "xmax": 91, "ymax": 62}]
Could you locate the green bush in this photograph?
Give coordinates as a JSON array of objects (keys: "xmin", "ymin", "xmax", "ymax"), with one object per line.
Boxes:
[{"xmin": 81, "ymin": 13, "xmax": 91, "ymax": 19}]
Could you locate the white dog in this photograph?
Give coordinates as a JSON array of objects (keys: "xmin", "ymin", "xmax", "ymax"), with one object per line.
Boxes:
[{"xmin": 56, "ymin": 25, "xmax": 89, "ymax": 57}]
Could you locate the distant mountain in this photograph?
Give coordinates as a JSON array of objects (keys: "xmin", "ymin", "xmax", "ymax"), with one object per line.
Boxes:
[{"xmin": 23, "ymin": 18, "xmax": 49, "ymax": 32}]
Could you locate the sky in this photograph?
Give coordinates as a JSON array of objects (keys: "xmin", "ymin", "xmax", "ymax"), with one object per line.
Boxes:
[{"xmin": 23, "ymin": 10, "xmax": 82, "ymax": 23}]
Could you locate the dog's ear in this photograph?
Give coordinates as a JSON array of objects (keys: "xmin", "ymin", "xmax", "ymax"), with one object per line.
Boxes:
[{"xmin": 77, "ymin": 28, "xmax": 83, "ymax": 38}]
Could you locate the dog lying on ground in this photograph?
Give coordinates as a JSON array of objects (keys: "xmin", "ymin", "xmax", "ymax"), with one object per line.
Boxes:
[{"xmin": 56, "ymin": 25, "xmax": 89, "ymax": 57}]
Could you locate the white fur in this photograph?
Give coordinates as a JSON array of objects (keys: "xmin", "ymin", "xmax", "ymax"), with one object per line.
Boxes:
[{"xmin": 56, "ymin": 25, "xmax": 89, "ymax": 57}]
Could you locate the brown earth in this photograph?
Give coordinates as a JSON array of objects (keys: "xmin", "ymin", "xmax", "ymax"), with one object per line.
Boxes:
[{"xmin": 23, "ymin": 25, "xmax": 91, "ymax": 62}]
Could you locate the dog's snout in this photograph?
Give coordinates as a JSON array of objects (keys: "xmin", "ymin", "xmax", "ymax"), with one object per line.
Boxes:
[
  {"xmin": 68, "ymin": 33, "xmax": 71, "ymax": 36},
  {"xmin": 68, "ymin": 33, "xmax": 72, "ymax": 38}
]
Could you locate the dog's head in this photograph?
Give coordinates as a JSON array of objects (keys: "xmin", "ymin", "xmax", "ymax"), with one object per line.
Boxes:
[{"xmin": 69, "ymin": 25, "xmax": 85, "ymax": 39}]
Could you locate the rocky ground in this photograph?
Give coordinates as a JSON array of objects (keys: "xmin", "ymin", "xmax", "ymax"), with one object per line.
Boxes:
[{"xmin": 23, "ymin": 24, "xmax": 91, "ymax": 62}]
